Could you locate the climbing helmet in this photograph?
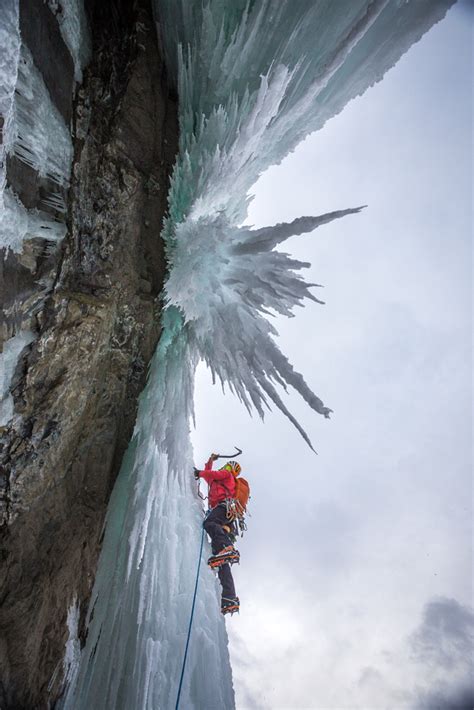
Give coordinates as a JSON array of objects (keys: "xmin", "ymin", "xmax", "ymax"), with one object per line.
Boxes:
[{"xmin": 225, "ymin": 460, "xmax": 241, "ymax": 476}]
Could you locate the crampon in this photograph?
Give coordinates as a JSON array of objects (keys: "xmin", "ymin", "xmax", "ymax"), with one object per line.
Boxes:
[
  {"xmin": 221, "ymin": 597, "xmax": 240, "ymax": 616},
  {"xmin": 207, "ymin": 545, "xmax": 240, "ymax": 569}
]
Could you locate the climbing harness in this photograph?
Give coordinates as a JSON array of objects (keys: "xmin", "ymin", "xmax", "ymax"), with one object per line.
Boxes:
[
  {"xmin": 225, "ymin": 497, "xmax": 244, "ymax": 521},
  {"xmin": 175, "ymin": 519, "xmax": 206, "ymax": 710},
  {"xmin": 225, "ymin": 498, "xmax": 248, "ymax": 537}
]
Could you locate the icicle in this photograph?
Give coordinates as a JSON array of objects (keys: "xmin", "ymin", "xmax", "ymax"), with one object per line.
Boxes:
[
  {"xmin": 0, "ymin": 188, "xmax": 67, "ymax": 253},
  {"xmin": 1, "ymin": 19, "xmax": 73, "ymax": 254},
  {"xmin": 12, "ymin": 45, "xmax": 73, "ymax": 185},
  {"xmin": 48, "ymin": 0, "xmax": 92, "ymax": 82},
  {"xmin": 0, "ymin": 0, "xmax": 20, "ymax": 220},
  {"xmin": 157, "ymin": 0, "xmax": 454, "ymax": 445},
  {"xmin": 0, "ymin": 330, "xmax": 35, "ymax": 425},
  {"xmin": 62, "ymin": 598, "xmax": 81, "ymax": 691}
]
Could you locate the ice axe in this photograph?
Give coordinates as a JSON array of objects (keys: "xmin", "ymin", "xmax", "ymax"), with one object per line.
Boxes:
[{"xmin": 210, "ymin": 446, "xmax": 243, "ymax": 460}]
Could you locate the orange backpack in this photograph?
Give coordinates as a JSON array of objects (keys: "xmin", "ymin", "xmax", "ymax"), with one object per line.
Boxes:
[{"xmin": 233, "ymin": 475, "xmax": 250, "ymax": 516}]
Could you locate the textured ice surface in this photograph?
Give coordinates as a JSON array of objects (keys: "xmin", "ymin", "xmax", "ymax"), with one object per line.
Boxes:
[
  {"xmin": 63, "ymin": 309, "xmax": 234, "ymax": 709},
  {"xmin": 0, "ymin": 330, "xmax": 35, "ymax": 425},
  {"xmin": 64, "ymin": 1, "xmax": 455, "ymax": 707},
  {"xmin": 0, "ymin": 0, "xmax": 20, "ymax": 222},
  {"xmin": 158, "ymin": 0, "xmax": 454, "ymax": 446},
  {"xmin": 48, "ymin": 0, "xmax": 91, "ymax": 81},
  {"xmin": 0, "ymin": 37, "xmax": 72, "ymax": 252},
  {"xmin": 0, "ymin": 0, "xmax": 20, "ymax": 152},
  {"xmin": 12, "ymin": 45, "xmax": 73, "ymax": 184},
  {"xmin": 62, "ymin": 598, "xmax": 81, "ymax": 693},
  {"xmin": 0, "ymin": 188, "xmax": 67, "ymax": 253},
  {"xmin": 0, "ymin": 31, "xmax": 72, "ymax": 252},
  {"xmin": 165, "ymin": 209, "xmax": 368, "ymax": 447}
]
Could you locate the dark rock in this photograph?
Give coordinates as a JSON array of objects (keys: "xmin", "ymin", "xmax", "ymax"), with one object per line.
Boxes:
[{"xmin": 0, "ymin": 1, "xmax": 178, "ymax": 707}]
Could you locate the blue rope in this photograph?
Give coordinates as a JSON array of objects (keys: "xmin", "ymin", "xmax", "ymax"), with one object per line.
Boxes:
[{"xmin": 175, "ymin": 521, "xmax": 206, "ymax": 710}]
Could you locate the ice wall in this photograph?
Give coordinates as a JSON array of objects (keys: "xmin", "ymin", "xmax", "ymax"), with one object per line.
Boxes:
[
  {"xmin": 48, "ymin": 0, "xmax": 92, "ymax": 81},
  {"xmin": 0, "ymin": 41, "xmax": 73, "ymax": 253},
  {"xmin": 0, "ymin": 0, "xmax": 20, "ymax": 220},
  {"xmin": 63, "ymin": 309, "xmax": 234, "ymax": 709},
  {"xmin": 0, "ymin": 1, "xmax": 88, "ymax": 256}
]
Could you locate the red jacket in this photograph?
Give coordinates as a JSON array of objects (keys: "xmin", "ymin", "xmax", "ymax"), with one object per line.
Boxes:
[{"xmin": 198, "ymin": 457, "xmax": 235, "ymax": 509}]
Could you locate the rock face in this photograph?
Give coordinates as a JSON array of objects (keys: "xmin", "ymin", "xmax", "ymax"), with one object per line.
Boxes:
[{"xmin": 0, "ymin": 1, "xmax": 178, "ymax": 707}]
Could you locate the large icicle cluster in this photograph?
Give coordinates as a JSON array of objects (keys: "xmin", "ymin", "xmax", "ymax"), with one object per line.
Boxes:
[
  {"xmin": 0, "ymin": 39, "xmax": 73, "ymax": 253},
  {"xmin": 166, "ymin": 209, "xmax": 365, "ymax": 447},
  {"xmin": 158, "ymin": 0, "xmax": 454, "ymax": 446},
  {"xmin": 0, "ymin": 0, "xmax": 90, "ymax": 255},
  {"xmin": 13, "ymin": 45, "xmax": 73, "ymax": 182}
]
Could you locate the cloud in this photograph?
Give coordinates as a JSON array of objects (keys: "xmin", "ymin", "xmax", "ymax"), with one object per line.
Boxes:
[
  {"xmin": 408, "ymin": 598, "xmax": 474, "ymax": 710},
  {"xmin": 358, "ymin": 666, "xmax": 384, "ymax": 688},
  {"xmin": 352, "ymin": 598, "xmax": 474, "ymax": 710},
  {"xmin": 414, "ymin": 680, "xmax": 474, "ymax": 710},
  {"xmin": 409, "ymin": 597, "xmax": 474, "ymax": 671}
]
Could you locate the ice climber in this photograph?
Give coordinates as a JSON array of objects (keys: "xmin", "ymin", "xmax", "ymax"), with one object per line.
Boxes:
[{"xmin": 194, "ymin": 454, "xmax": 242, "ymax": 615}]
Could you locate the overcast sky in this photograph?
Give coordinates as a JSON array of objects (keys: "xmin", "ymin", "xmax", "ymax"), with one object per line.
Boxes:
[{"xmin": 191, "ymin": 3, "xmax": 472, "ymax": 708}]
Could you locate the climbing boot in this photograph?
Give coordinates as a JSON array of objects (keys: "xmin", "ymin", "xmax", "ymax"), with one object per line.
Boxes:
[
  {"xmin": 221, "ymin": 597, "xmax": 240, "ymax": 615},
  {"xmin": 208, "ymin": 545, "xmax": 240, "ymax": 569}
]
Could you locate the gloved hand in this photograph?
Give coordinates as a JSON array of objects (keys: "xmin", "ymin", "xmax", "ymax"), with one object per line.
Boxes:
[
  {"xmin": 193, "ymin": 467, "xmax": 200, "ymax": 480},
  {"xmin": 209, "ymin": 453, "xmax": 219, "ymax": 461}
]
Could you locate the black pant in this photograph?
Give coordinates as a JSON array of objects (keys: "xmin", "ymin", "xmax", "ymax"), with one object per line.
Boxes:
[{"xmin": 204, "ymin": 504, "xmax": 236, "ymax": 600}]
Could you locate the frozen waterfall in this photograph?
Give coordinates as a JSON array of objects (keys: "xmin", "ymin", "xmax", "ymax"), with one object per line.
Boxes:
[
  {"xmin": 62, "ymin": 308, "xmax": 234, "ymax": 708},
  {"xmin": 61, "ymin": 1, "xmax": 455, "ymax": 708}
]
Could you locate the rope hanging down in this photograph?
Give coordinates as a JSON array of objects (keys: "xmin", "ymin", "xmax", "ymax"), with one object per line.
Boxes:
[{"xmin": 175, "ymin": 522, "xmax": 206, "ymax": 710}]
